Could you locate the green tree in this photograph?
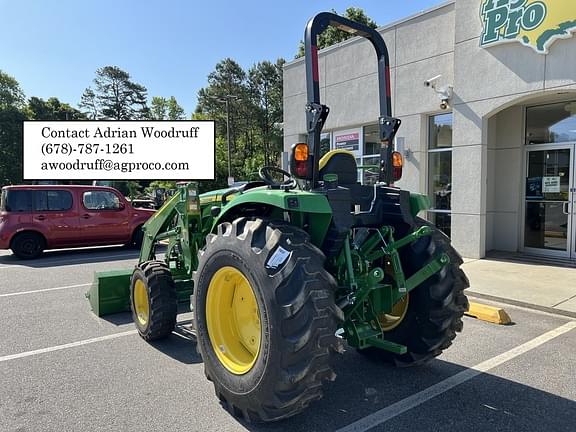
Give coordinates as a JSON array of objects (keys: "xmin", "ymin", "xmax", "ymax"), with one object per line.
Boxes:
[
  {"xmin": 194, "ymin": 57, "xmax": 286, "ymax": 186},
  {"xmin": 196, "ymin": 58, "xmax": 248, "ymax": 147},
  {"xmin": 296, "ymin": 7, "xmax": 378, "ymax": 58},
  {"xmin": 0, "ymin": 108, "xmax": 27, "ymax": 186},
  {"xmin": 79, "ymin": 88, "xmax": 98, "ymax": 119},
  {"xmin": 0, "ymin": 70, "xmax": 27, "ymax": 186},
  {"xmin": 28, "ymin": 97, "xmax": 87, "ymax": 120},
  {"xmin": 80, "ymin": 66, "xmax": 149, "ymax": 120},
  {"xmin": 248, "ymin": 59, "xmax": 285, "ymax": 166},
  {"xmin": 150, "ymin": 96, "xmax": 186, "ymax": 120},
  {"xmin": 167, "ymin": 96, "xmax": 185, "ymax": 120},
  {"xmin": 145, "ymin": 180, "xmax": 177, "ymax": 195},
  {"xmin": 150, "ymin": 96, "xmax": 167, "ymax": 120},
  {"xmin": 93, "ymin": 181, "xmax": 141, "ymax": 197},
  {"xmin": 0, "ymin": 70, "xmax": 25, "ymax": 109}
]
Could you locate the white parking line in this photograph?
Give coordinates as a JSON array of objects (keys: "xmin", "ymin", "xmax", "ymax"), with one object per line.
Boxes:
[
  {"xmin": 0, "ymin": 283, "xmax": 92, "ymax": 298},
  {"xmin": 336, "ymin": 320, "xmax": 576, "ymax": 432},
  {"xmin": 0, "ymin": 330, "xmax": 138, "ymax": 363}
]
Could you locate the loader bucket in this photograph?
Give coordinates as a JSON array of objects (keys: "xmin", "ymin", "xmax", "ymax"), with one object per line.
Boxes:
[
  {"xmin": 86, "ymin": 269, "xmax": 133, "ymax": 317},
  {"xmin": 87, "ymin": 268, "xmax": 194, "ymax": 317}
]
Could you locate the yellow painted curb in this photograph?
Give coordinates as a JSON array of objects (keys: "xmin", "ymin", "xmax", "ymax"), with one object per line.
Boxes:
[{"xmin": 465, "ymin": 302, "xmax": 512, "ymax": 325}]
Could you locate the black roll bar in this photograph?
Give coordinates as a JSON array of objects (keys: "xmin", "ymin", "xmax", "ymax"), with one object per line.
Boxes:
[{"xmin": 303, "ymin": 12, "xmax": 400, "ymax": 187}]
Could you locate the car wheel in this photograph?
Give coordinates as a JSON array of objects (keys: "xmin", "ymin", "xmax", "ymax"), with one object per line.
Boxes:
[
  {"xmin": 11, "ymin": 232, "xmax": 45, "ymax": 260},
  {"xmin": 129, "ymin": 225, "xmax": 144, "ymax": 249}
]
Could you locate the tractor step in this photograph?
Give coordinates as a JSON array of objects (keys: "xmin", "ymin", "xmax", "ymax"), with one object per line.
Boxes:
[{"xmin": 366, "ymin": 337, "xmax": 407, "ymax": 354}]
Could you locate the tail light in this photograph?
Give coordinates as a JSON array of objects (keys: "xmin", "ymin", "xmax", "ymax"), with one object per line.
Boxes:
[
  {"xmin": 392, "ymin": 151, "xmax": 403, "ymax": 182},
  {"xmin": 290, "ymin": 143, "xmax": 311, "ymax": 179}
]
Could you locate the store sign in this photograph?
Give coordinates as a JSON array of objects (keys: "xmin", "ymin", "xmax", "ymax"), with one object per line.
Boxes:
[
  {"xmin": 335, "ymin": 132, "xmax": 359, "ymax": 152},
  {"xmin": 479, "ymin": 0, "xmax": 576, "ymax": 54},
  {"xmin": 526, "ymin": 176, "xmax": 543, "ymax": 199},
  {"xmin": 543, "ymin": 176, "xmax": 560, "ymax": 193}
]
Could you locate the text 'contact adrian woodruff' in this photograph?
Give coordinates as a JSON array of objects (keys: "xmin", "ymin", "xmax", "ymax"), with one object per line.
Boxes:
[{"xmin": 23, "ymin": 120, "xmax": 215, "ymax": 180}]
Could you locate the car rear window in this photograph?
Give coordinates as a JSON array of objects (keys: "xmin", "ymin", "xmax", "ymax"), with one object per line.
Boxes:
[
  {"xmin": 2, "ymin": 190, "xmax": 33, "ymax": 212},
  {"xmin": 34, "ymin": 190, "xmax": 73, "ymax": 211}
]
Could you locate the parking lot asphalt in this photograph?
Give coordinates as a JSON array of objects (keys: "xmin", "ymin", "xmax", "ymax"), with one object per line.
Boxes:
[{"xmin": 1, "ymin": 247, "xmax": 575, "ymax": 432}]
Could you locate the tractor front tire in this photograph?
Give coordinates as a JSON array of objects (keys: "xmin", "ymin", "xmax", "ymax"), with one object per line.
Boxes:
[
  {"xmin": 366, "ymin": 218, "xmax": 469, "ymax": 366},
  {"xmin": 193, "ymin": 218, "xmax": 340, "ymax": 423},
  {"xmin": 130, "ymin": 260, "xmax": 177, "ymax": 341}
]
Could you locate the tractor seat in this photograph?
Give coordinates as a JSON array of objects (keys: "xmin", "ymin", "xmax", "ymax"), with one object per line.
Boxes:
[
  {"xmin": 319, "ymin": 149, "xmax": 376, "ymax": 215},
  {"xmin": 318, "ymin": 150, "xmax": 358, "ymax": 186}
]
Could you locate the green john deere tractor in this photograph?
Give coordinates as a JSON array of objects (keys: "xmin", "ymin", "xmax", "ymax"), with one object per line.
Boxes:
[{"xmin": 88, "ymin": 12, "xmax": 469, "ymax": 423}]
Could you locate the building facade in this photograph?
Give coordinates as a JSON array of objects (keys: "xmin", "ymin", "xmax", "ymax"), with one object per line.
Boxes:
[{"xmin": 282, "ymin": 0, "xmax": 576, "ymax": 259}]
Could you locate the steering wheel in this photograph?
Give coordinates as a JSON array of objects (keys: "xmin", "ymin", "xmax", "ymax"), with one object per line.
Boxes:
[{"xmin": 258, "ymin": 166, "xmax": 296, "ymax": 188}]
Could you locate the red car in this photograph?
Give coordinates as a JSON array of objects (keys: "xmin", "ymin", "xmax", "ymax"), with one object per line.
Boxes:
[{"xmin": 0, "ymin": 185, "xmax": 155, "ymax": 259}]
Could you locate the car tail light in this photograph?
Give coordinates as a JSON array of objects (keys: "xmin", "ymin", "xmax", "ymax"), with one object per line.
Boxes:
[{"xmin": 392, "ymin": 151, "xmax": 403, "ymax": 182}]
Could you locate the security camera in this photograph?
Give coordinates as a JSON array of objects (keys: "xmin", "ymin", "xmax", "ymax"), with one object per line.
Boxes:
[
  {"xmin": 437, "ymin": 86, "xmax": 453, "ymax": 110},
  {"xmin": 424, "ymin": 76, "xmax": 453, "ymax": 109},
  {"xmin": 424, "ymin": 75, "xmax": 442, "ymax": 88}
]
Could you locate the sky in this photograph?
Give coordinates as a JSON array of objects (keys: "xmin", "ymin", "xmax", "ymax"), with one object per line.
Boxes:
[{"xmin": 0, "ymin": 0, "xmax": 444, "ymax": 115}]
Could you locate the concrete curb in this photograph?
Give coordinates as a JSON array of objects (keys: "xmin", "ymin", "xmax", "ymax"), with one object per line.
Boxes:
[
  {"xmin": 467, "ymin": 291, "xmax": 576, "ymax": 320},
  {"xmin": 465, "ymin": 301, "xmax": 512, "ymax": 325}
]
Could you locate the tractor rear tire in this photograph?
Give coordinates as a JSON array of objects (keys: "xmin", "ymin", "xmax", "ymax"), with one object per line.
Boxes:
[
  {"xmin": 193, "ymin": 218, "xmax": 341, "ymax": 423},
  {"xmin": 130, "ymin": 260, "xmax": 177, "ymax": 341},
  {"xmin": 364, "ymin": 217, "xmax": 469, "ymax": 366}
]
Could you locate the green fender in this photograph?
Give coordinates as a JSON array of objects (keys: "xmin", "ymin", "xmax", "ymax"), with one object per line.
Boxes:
[
  {"xmin": 409, "ymin": 193, "xmax": 431, "ymax": 217},
  {"xmin": 211, "ymin": 187, "xmax": 333, "ymax": 248}
]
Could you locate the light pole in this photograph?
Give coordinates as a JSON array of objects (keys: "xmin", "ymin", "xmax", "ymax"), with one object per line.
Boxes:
[{"xmin": 210, "ymin": 95, "xmax": 239, "ymax": 185}]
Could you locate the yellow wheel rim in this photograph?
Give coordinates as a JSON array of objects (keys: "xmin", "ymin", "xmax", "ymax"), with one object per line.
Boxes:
[
  {"xmin": 206, "ymin": 266, "xmax": 261, "ymax": 375},
  {"xmin": 378, "ymin": 294, "xmax": 409, "ymax": 332},
  {"xmin": 133, "ymin": 279, "xmax": 150, "ymax": 326}
]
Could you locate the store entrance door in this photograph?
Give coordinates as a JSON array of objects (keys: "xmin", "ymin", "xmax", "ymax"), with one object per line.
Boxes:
[{"xmin": 523, "ymin": 144, "xmax": 576, "ymax": 258}]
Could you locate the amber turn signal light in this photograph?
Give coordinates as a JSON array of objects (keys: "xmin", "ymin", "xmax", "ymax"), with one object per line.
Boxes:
[
  {"xmin": 294, "ymin": 143, "xmax": 309, "ymax": 161},
  {"xmin": 392, "ymin": 151, "xmax": 403, "ymax": 182},
  {"xmin": 290, "ymin": 143, "xmax": 311, "ymax": 179},
  {"xmin": 392, "ymin": 151, "xmax": 403, "ymax": 167}
]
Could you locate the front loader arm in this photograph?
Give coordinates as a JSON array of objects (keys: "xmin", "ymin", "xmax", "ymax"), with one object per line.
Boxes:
[
  {"xmin": 140, "ymin": 183, "xmax": 202, "ymax": 278},
  {"xmin": 139, "ymin": 192, "xmax": 179, "ymax": 263}
]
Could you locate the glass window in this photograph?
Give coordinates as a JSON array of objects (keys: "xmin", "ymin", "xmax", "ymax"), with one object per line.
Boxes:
[
  {"xmin": 83, "ymin": 191, "xmax": 121, "ymax": 210},
  {"xmin": 356, "ymin": 125, "xmax": 380, "ymax": 185},
  {"xmin": 428, "ymin": 114, "xmax": 453, "ymax": 236},
  {"xmin": 428, "ymin": 212, "xmax": 451, "ymax": 237},
  {"xmin": 34, "ymin": 190, "xmax": 73, "ymax": 211},
  {"xmin": 363, "ymin": 124, "xmax": 380, "ymax": 156},
  {"xmin": 429, "ymin": 113, "xmax": 453, "ymax": 149},
  {"xmin": 526, "ymin": 101, "xmax": 576, "ymax": 145},
  {"xmin": 361, "ymin": 155, "xmax": 379, "ymax": 185},
  {"xmin": 319, "ymin": 133, "xmax": 331, "ymax": 158},
  {"xmin": 428, "ymin": 152, "xmax": 452, "ymax": 210},
  {"xmin": 4, "ymin": 190, "xmax": 33, "ymax": 212}
]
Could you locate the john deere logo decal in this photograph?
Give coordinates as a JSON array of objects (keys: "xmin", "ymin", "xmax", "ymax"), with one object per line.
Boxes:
[{"xmin": 480, "ymin": 0, "xmax": 576, "ymax": 54}]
